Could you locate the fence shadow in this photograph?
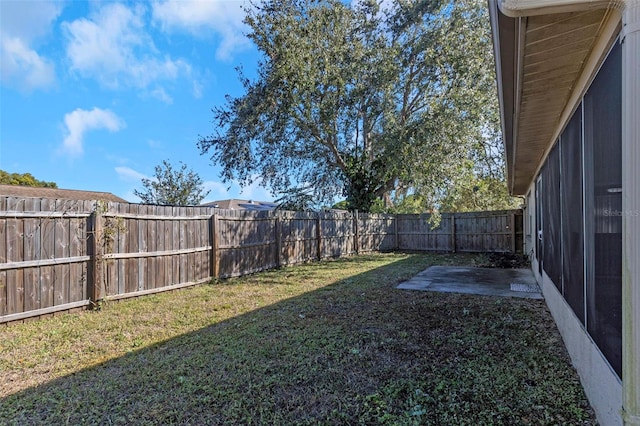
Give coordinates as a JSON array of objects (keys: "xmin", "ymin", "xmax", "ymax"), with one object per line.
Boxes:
[{"xmin": 0, "ymin": 256, "xmax": 593, "ymax": 425}]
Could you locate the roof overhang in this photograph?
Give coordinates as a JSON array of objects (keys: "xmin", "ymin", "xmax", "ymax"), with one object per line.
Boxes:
[
  {"xmin": 489, "ymin": 0, "xmax": 622, "ymax": 195},
  {"xmin": 497, "ymin": 0, "xmax": 613, "ymax": 17}
]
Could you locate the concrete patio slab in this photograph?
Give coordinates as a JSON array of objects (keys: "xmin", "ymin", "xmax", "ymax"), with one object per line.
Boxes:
[{"xmin": 397, "ymin": 266, "xmax": 542, "ymax": 299}]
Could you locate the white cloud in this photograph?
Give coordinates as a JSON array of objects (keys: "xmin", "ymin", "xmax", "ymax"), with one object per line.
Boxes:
[
  {"xmin": 150, "ymin": 87, "xmax": 173, "ymax": 104},
  {"xmin": 1, "ymin": 38, "xmax": 56, "ymax": 91},
  {"xmin": 147, "ymin": 139, "xmax": 162, "ymax": 148},
  {"xmin": 115, "ymin": 166, "xmax": 148, "ymax": 182},
  {"xmin": 238, "ymin": 177, "xmax": 274, "ymax": 202},
  {"xmin": 63, "ymin": 3, "xmax": 190, "ymax": 90},
  {"xmin": 202, "ymin": 180, "xmax": 230, "ymax": 203},
  {"xmin": 62, "ymin": 108, "xmax": 126, "ymax": 157},
  {"xmin": 192, "ymin": 80, "xmax": 203, "ymax": 99},
  {"xmin": 151, "ymin": 0, "xmax": 253, "ymax": 61},
  {"xmin": 200, "ymin": 177, "xmax": 274, "ymax": 204},
  {"xmin": 0, "ymin": 0, "xmax": 61, "ymax": 91}
]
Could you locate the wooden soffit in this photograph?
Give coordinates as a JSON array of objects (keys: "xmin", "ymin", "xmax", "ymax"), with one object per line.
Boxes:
[{"xmin": 489, "ymin": 0, "xmax": 621, "ymax": 194}]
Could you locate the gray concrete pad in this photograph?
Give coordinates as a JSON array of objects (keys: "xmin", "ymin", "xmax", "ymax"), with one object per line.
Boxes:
[{"xmin": 397, "ymin": 266, "xmax": 542, "ymax": 299}]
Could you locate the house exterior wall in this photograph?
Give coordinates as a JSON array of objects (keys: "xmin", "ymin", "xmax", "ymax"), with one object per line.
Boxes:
[
  {"xmin": 528, "ymin": 178, "xmax": 623, "ymax": 426},
  {"xmin": 520, "ymin": 17, "xmax": 631, "ymax": 426},
  {"xmin": 491, "ymin": 1, "xmax": 640, "ymax": 424},
  {"xmin": 621, "ymin": 2, "xmax": 640, "ymax": 423}
]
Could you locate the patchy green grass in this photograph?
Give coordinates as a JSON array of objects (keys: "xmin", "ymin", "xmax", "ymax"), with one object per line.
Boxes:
[{"xmin": 0, "ymin": 253, "xmax": 594, "ymax": 425}]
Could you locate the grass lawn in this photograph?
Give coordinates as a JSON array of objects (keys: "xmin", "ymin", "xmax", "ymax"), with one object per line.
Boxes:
[{"xmin": 0, "ymin": 253, "xmax": 595, "ymax": 425}]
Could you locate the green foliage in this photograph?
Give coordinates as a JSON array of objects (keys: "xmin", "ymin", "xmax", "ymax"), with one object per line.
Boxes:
[
  {"xmin": 0, "ymin": 170, "xmax": 57, "ymax": 188},
  {"xmin": 275, "ymin": 187, "xmax": 319, "ymax": 211},
  {"xmin": 438, "ymin": 173, "xmax": 522, "ymax": 212},
  {"xmin": 370, "ymin": 194, "xmax": 428, "ymax": 214},
  {"xmin": 331, "ymin": 200, "xmax": 349, "ymax": 210},
  {"xmin": 200, "ymin": 0, "xmax": 507, "ymax": 213},
  {"xmin": 133, "ymin": 160, "xmax": 210, "ymax": 206}
]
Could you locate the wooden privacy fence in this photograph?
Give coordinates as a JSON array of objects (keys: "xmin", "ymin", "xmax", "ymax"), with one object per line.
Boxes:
[{"xmin": 0, "ymin": 196, "xmax": 522, "ymax": 324}]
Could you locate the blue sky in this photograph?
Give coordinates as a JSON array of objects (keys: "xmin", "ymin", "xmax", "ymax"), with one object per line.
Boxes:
[{"xmin": 0, "ymin": 0, "xmax": 275, "ymax": 204}]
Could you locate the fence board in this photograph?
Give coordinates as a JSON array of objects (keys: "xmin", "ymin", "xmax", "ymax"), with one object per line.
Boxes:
[
  {"xmin": 0, "ymin": 203, "xmax": 6, "ymax": 316},
  {"xmin": 68, "ymin": 212, "xmax": 84, "ymax": 302},
  {"xmin": 5, "ymin": 215, "xmax": 24, "ymax": 315},
  {"xmin": 53, "ymin": 205, "xmax": 70, "ymax": 306},
  {"xmin": 179, "ymin": 210, "xmax": 188, "ymax": 284},
  {"xmin": 22, "ymin": 197, "xmax": 40, "ymax": 312},
  {"xmin": 138, "ymin": 205, "xmax": 148, "ymax": 292},
  {"xmin": 199, "ymin": 218, "xmax": 210, "ymax": 281},
  {"xmin": 38, "ymin": 199, "xmax": 54, "ymax": 309},
  {"xmin": 187, "ymin": 212, "xmax": 196, "ymax": 282},
  {"xmin": 126, "ymin": 204, "xmax": 140, "ymax": 294},
  {"xmin": 150, "ymin": 206, "xmax": 159, "ymax": 289},
  {"xmin": 163, "ymin": 206, "xmax": 172, "ymax": 285},
  {"xmin": 172, "ymin": 211, "xmax": 180, "ymax": 285}
]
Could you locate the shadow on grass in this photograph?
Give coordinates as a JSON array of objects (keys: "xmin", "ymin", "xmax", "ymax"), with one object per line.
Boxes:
[{"xmin": 1, "ymin": 254, "xmax": 594, "ymax": 425}]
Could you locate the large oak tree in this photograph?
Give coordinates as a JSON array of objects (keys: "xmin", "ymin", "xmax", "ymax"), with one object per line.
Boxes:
[{"xmin": 199, "ymin": 0, "xmax": 513, "ymax": 212}]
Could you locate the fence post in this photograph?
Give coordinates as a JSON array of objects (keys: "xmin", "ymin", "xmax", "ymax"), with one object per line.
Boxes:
[
  {"xmin": 275, "ymin": 212, "xmax": 282, "ymax": 267},
  {"xmin": 88, "ymin": 210, "xmax": 103, "ymax": 304},
  {"xmin": 451, "ymin": 215, "xmax": 457, "ymax": 253},
  {"xmin": 354, "ymin": 210, "xmax": 359, "ymax": 255},
  {"xmin": 316, "ymin": 212, "xmax": 322, "ymax": 260},
  {"xmin": 211, "ymin": 214, "xmax": 219, "ymax": 279}
]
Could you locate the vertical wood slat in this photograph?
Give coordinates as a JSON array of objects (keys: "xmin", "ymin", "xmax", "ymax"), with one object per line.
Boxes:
[
  {"xmin": 186, "ymin": 210, "xmax": 195, "ymax": 282},
  {"xmin": 22, "ymin": 197, "xmax": 40, "ymax": 312},
  {"xmin": 6, "ymin": 202, "xmax": 24, "ymax": 315},
  {"xmin": 354, "ymin": 210, "xmax": 359, "ymax": 255},
  {"xmin": 451, "ymin": 215, "xmax": 457, "ymax": 253},
  {"xmin": 39, "ymin": 199, "xmax": 54, "ymax": 310},
  {"xmin": 88, "ymin": 210, "xmax": 102, "ymax": 302},
  {"xmin": 69, "ymin": 203, "xmax": 83, "ymax": 302},
  {"xmin": 211, "ymin": 214, "xmax": 219, "ymax": 279},
  {"xmin": 316, "ymin": 213, "xmax": 322, "ymax": 260},
  {"xmin": 275, "ymin": 213, "xmax": 282, "ymax": 268},
  {"xmin": 394, "ymin": 215, "xmax": 399, "ymax": 250},
  {"xmin": 148, "ymin": 206, "xmax": 158, "ymax": 289},
  {"xmin": 103, "ymin": 203, "xmax": 113, "ymax": 296},
  {"xmin": 138, "ymin": 205, "xmax": 147, "ymax": 292},
  {"xmin": 116, "ymin": 203, "xmax": 126, "ymax": 296},
  {"xmin": 510, "ymin": 212, "xmax": 516, "ymax": 253},
  {"xmin": 0, "ymin": 198, "xmax": 6, "ymax": 316},
  {"xmin": 165, "ymin": 206, "xmax": 173, "ymax": 286},
  {"xmin": 53, "ymin": 200, "xmax": 69, "ymax": 306}
]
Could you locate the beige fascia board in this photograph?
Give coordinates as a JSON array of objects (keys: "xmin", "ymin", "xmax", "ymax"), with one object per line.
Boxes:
[
  {"xmin": 488, "ymin": 0, "xmax": 514, "ymax": 193},
  {"xmin": 489, "ymin": 0, "xmax": 524, "ymax": 195},
  {"xmin": 498, "ymin": 0, "xmax": 616, "ymax": 17}
]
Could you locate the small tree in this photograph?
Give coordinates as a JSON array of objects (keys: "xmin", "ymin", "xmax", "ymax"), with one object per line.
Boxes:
[{"xmin": 134, "ymin": 160, "xmax": 210, "ymax": 206}]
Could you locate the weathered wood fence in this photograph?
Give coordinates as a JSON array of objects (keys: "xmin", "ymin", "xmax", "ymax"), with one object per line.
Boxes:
[{"xmin": 0, "ymin": 196, "xmax": 522, "ymax": 324}]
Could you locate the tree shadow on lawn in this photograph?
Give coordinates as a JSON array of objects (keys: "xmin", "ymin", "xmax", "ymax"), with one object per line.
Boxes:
[{"xmin": 1, "ymin": 255, "xmax": 595, "ymax": 425}]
